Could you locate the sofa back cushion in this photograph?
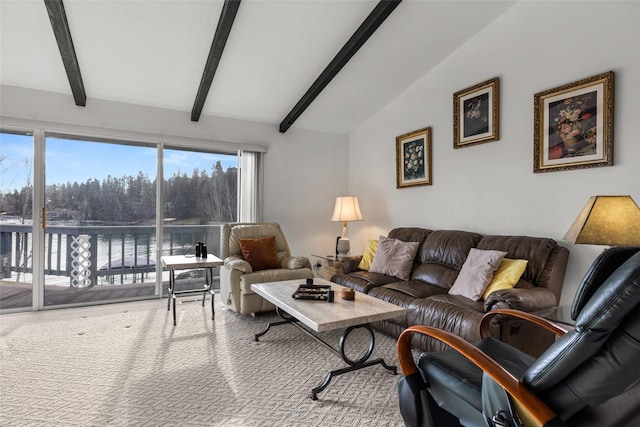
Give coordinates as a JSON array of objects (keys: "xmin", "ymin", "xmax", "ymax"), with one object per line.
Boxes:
[
  {"xmin": 387, "ymin": 227, "xmax": 432, "ymax": 273},
  {"xmin": 413, "ymin": 230, "xmax": 483, "ymax": 290},
  {"xmin": 476, "ymin": 235, "xmax": 557, "ymax": 288},
  {"xmin": 388, "ymin": 227, "xmax": 432, "ymax": 245}
]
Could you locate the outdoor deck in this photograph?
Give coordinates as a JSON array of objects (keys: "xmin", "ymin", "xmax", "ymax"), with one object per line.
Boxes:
[
  {"xmin": 0, "ymin": 223, "xmax": 223, "ymax": 311},
  {"xmin": 0, "ymin": 277, "xmax": 220, "ymax": 310}
]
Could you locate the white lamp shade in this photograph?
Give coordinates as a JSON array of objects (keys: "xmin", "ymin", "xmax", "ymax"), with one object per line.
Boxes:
[
  {"xmin": 563, "ymin": 195, "xmax": 640, "ymax": 246},
  {"xmin": 331, "ymin": 196, "xmax": 364, "ymax": 222}
]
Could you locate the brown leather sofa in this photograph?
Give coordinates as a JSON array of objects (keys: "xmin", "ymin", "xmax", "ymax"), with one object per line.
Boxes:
[{"xmin": 331, "ymin": 227, "xmax": 569, "ymax": 356}]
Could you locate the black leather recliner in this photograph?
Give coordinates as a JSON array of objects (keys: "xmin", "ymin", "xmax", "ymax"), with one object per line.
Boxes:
[{"xmin": 397, "ymin": 246, "xmax": 640, "ymax": 427}]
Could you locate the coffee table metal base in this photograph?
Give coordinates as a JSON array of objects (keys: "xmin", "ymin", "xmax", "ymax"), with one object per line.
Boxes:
[{"xmin": 254, "ymin": 307, "xmax": 397, "ymax": 400}]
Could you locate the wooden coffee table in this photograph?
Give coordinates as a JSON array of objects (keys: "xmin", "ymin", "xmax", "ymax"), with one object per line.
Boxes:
[{"xmin": 251, "ymin": 278, "xmax": 406, "ymax": 399}]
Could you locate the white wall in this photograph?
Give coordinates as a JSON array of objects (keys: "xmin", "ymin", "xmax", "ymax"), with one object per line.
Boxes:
[
  {"xmin": 348, "ymin": 1, "xmax": 640, "ymax": 305},
  {"xmin": 0, "ymin": 85, "xmax": 349, "ymax": 259}
]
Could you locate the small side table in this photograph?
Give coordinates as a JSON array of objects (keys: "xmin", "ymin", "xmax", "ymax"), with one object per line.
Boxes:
[
  {"xmin": 161, "ymin": 254, "xmax": 223, "ymax": 326},
  {"xmin": 311, "ymin": 254, "xmax": 343, "ymax": 281}
]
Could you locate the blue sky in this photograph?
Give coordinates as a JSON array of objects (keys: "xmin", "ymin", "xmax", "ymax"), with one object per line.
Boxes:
[{"xmin": 1, "ymin": 133, "xmax": 237, "ymax": 191}]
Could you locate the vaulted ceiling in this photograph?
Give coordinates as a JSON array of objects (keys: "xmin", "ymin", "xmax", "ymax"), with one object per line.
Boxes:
[{"xmin": 1, "ymin": 0, "xmax": 516, "ymax": 135}]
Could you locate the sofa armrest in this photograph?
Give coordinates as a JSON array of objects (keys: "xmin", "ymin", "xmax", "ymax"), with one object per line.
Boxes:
[
  {"xmin": 281, "ymin": 256, "xmax": 311, "ymax": 270},
  {"xmin": 479, "ymin": 308, "xmax": 569, "ymax": 338},
  {"xmin": 341, "ymin": 256, "xmax": 363, "ymax": 273},
  {"xmin": 484, "ymin": 287, "xmax": 557, "ymax": 312},
  {"xmin": 223, "ymin": 256, "xmax": 253, "ymax": 274}
]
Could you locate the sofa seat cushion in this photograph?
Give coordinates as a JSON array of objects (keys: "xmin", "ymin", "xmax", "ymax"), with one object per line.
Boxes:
[
  {"xmin": 369, "ymin": 281, "xmax": 448, "ymax": 327},
  {"xmin": 408, "ymin": 297, "xmax": 486, "ymax": 352},
  {"xmin": 372, "ymin": 280, "xmax": 448, "ymax": 300},
  {"xmin": 331, "ymin": 271, "xmax": 399, "ymax": 293},
  {"xmin": 238, "ymin": 268, "xmax": 313, "ymax": 293},
  {"xmin": 426, "ymin": 292, "xmax": 486, "ymax": 310}
]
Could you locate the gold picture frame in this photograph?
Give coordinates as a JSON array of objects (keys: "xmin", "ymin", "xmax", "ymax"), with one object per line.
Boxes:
[
  {"xmin": 396, "ymin": 127, "xmax": 432, "ymax": 188},
  {"xmin": 453, "ymin": 77, "xmax": 500, "ymax": 148},
  {"xmin": 534, "ymin": 71, "xmax": 614, "ymax": 173}
]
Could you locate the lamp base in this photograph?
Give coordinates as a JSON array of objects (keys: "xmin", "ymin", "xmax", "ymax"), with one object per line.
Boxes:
[{"xmin": 336, "ymin": 237, "xmax": 350, "ymax": 259}]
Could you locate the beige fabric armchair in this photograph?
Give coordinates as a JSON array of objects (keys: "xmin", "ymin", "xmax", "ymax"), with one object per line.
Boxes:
[{"xmin": 219, "ymin": 222, "xmax": 313, "ymax": 315}]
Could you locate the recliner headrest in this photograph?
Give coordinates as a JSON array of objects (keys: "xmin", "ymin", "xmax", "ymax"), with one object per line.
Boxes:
[
  {"xmin": 571, "ymin": 247, "xmax": 640, "ymax": 319},
  {"xmin": 524, "ymin": 251, "xmax": 640, "ymax": 390}
]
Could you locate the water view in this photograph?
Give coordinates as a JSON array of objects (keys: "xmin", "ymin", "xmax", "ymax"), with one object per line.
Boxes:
[{"xmin": 1, "ymin": 132, "xmax": 238, "ymax": 309}]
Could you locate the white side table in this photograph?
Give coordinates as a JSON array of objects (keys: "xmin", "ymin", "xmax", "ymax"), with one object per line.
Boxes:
[{"xmin": 161, "ymin": 254, "xmax": 223, "ymax": 326}]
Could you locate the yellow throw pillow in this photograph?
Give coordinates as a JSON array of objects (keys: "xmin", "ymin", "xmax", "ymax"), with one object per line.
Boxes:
[
  {"xmin": 482, "ymin": 258, "xmax": 528, "ymax": 300},
  {"xmin": 358, "ymin": 239, "xmax": 379, "ymax": 271}
]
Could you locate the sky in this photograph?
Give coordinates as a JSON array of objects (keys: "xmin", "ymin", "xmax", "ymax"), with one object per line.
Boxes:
[{"xmin": 0, "ymin": 133, "xmax": 237, "ymax": 192}]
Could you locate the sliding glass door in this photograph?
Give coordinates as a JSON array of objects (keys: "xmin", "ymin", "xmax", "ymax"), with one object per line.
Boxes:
[
  {"xmin": 0, "ymin": 129, "xmax": 245, "ymax": 311},
  {"xmin": 0, "ymin": 131, "xmax": 35, "ymax": 310},
  {"xmin": 43, "ymin": 135, "xmax": 159, "ymax": 307},
  {"xmin": 161, "ymin": 148, "xmax": 238, "ymax": 295},
  {"xmin": 0, "ymin": 128, "xmax": 243, "ymax": 311}
]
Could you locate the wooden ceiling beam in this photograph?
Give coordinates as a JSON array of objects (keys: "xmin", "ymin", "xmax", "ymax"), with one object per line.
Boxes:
[
  {"xmin": 279, "ymin": 0, "xmax": 402, "ymax": 133},
  {"xmin": 191, "ymin": 0, "xmax": 241, "ymax": 122},
  {"xmin": 44, "ymin": 0, "xmax": 86, "ymax": 106}
]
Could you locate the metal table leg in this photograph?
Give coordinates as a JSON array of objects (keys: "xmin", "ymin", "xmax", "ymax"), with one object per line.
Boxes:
[
  {"xmin": 254, "ymin": 315, "xmax": 397, "ymax": 400},
  {"xmin": 254, "ymin": 307, "xmax": 295, "ymax": 341},
  {"xmin": 310, "ymin": 324, "xmax": 397, "ymax": 400}
]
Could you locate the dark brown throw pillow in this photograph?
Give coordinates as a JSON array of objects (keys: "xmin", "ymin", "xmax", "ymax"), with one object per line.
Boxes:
[{"xmin": 238, "ymin": 236, "xmax": 280, "ymax": 271}]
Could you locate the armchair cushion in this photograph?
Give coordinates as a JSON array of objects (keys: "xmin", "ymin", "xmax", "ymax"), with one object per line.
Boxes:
[{"xmin": 238, "ymin": 236, "xmax": 279, "ymax": 271}]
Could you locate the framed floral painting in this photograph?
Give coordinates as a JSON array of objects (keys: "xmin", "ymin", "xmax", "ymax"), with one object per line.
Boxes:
[
  {"xmin": 534, "ymin": 71, "xmax": 614, "ymax": 173},
  {"xmin": 453, "ymin": 77, "xmax": 500, "ymax": 148},
  {"xmin": 396, "ymin": 127, "xmax": 432, "ymax": 188}
]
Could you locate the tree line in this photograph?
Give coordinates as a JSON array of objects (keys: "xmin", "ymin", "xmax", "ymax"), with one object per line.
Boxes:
[{"xmin": 0, "ymin": 161, "xmax": 237, "ymax": 224}]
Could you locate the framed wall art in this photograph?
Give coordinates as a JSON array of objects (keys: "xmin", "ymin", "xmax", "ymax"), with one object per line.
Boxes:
[
  {"xmin": 396, "ymin": 127, "xmax": 432, "ymax": 188},
  {"xmin": 534, "ymin": 71, "xmax": 614, "ymax": 173},
  {"xmin": 453, "ymin": 77, "xmax": 500, "ymax": 148}
]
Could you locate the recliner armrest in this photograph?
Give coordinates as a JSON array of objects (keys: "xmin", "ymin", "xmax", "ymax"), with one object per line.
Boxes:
[
  {"xmin": 397, "ymin": 325, "xmax": 561, "ymax": 427},
  {"xmin": 223, "ymin": 256, "xmax": 252, "ymax": 273},
  {"xmin": 281, "ymin": 256, "xmax": 311, "ymax": 270},
  {"xmin": 484, "ymin": 287, "xmax": 557, "ymax": 313}
]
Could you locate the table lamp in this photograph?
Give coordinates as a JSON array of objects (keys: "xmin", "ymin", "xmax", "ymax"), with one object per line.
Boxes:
[
  {"xmin": 563, "ymin": 195, "xmax": 640, "ymax": 246},
  {"xmin": 331, "ymin": 196, "xmax": 364, "ymax": 258}
]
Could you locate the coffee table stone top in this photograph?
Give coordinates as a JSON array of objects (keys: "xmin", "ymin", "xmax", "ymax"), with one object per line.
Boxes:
[{"xmin": 251, "ymin": 278, "xmax": 406, "ymax": 332}]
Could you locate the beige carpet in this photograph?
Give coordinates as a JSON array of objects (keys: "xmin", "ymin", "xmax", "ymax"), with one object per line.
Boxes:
[{"xmin": 0, "ymin": 296, "xmax": 405, "ymax": 426}]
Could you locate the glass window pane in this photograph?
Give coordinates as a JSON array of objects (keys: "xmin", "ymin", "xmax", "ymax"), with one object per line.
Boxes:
[
  {"xmin": 161, "ymin": 148, "xmax": 238, "ymax": 295},
  {"xmin": 0, "ymin": 131, "xmax": 34, "ymax": 310},
  {"xmin": 44, "ymin": 136, "xmax": 158, "ymax": 306}
]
